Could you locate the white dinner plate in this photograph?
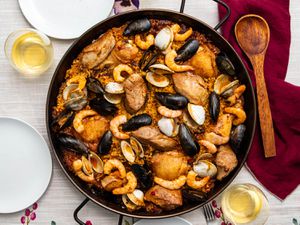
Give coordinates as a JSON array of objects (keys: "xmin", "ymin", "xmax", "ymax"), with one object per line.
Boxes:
[
  {"xmin": 0, "ymin": 117, "xmax": 52, "ymax": 213},
  {"xmin": 18, "ymin": 0, "xmax": 114, "ymax": 39},
  {"xmin": 134, "ymin": 217, "xmax": 192, "ymax": 225}
]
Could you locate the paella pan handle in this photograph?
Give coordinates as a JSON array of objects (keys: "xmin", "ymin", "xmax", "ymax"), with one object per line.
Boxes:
[
  {"xmin": 73, "ymin": 198, "xmax": 90, "ymax": 225},
  {"xmin": 180, "ymin": 0, "xmax": 231, "ymax": 31}
]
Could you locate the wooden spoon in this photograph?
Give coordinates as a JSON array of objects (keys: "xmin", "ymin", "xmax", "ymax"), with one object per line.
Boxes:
[{"xmin": 235, "ymin": 14, "xmax": 276, "ymax": 158}]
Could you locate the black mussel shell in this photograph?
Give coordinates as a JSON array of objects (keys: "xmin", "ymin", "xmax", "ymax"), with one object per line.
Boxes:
[
  {"xmin": 51, "ymin": 109, "xmax": 74, "ymax": 131},
  {"xmin": 139, "ymin": 45, "xmax": 158, "ymax": 71},
  {"xmin": 131, "ymin": 164, "xmax": 152, "ymax": 190},
  {"xmin": 87, "ymin": 77, "xmax": 104, "ymax": 95},
  {"xmin": 57, "ymin": 133, "xmax": 89, "ymax": 155},
  {"xmin": 90, "ymin": 97, "xmax": 118, "ymax": 116},
  {"xmin": 122, "ymin": 114, "xmax": 152, "ymax": 132},
  {"xmin": 175, "ymin": 39, "xmax": 200, "ymax": 62},
  {"xmin": 155, "ymin": 92, "xmax": 188, "ymax": 110},
  {"xmin": 98, "ymin": 130, "xmax": 113, "ymax": 155},
  {"xmin": 182, "ymin": 189, "xmax": 207, "ymax": 203},
  {"xmin": 65, "ymin": 98, "xmax": 88, "ymax": 111},
  {"xmin": 209, "ymin": 91, "xmax": 220, "ymax": 123},
  {"xmin": 179, "ymin": 124, "xmax": 199, "ymax": 156},
  {"xmin": 123, "ymin": 18, "xmax": 151, "ymax": 36},
  {"xmin": 230, "ymin": 124, "xmax": 246, "ymax": 152},
  {"xmin": 216, "ymin": 52, "xmax": 236, "ymax": 76}
]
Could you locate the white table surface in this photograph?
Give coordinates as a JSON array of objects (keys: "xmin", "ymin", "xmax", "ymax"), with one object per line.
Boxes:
[{"xmin": 0, "ymin": 0, "xmax": 299, "ymax": 224}]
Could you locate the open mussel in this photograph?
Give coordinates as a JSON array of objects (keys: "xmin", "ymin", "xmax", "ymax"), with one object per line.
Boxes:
[
  {"xmin": 123, "ymin": 18, "xmax": 151, "ymax": 36},
  {"xmin": 122, "ymin": 114, "xmax": 152, "ymax": 131},
  {"xmin": 209, "ymin": 91, "xmax": 220, "ymax": 123},
  {"xmin": 57, "ymin": 133, "xmax": 89, "ymax": 155},
  {"xmin": 87, "ymin": 77, "xmax": 104, "ymax": 95},
  {"xmin": 216, "ymin": 52, "xmax": 236, "ymax": 76},
  {"xmin": 51, "ymin": 109, "xmax": 74, "ymax": 131},
  {"xmin": 155, "ymin": 92, "xmax": 188, "ymax": 110},
  {"xmin": 175, "ymin": 39, "xmax": 199, "ymax": 62},
  {"xmin": 98, "ymin": 130, "xmax": 113, "ymax": 155},
  {"xmin": 182, "ymin": 189, "xmax": 207, "ymax": 203},
  {"xmin": 230, "ymin": 124, "xmax": 246, "ymax": 152},
  {"xmin": 139, "ymin": 45, "xmax": 158, "ymax": 71},
  {"xmin": 179, "ymin": 124, "xmax": 200, "ymax": 156},
  {"xmin": 131, "ymin": 164, "xmax": 152, "ymax": 190},
  {"xmin": 90, "ymin": 97, "xmax": 118, "ymax": 116}
]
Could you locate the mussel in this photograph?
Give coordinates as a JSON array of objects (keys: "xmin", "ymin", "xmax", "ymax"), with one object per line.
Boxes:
[
  {"xmin": 57, "ymin": 133, "xmax": 89, "ymax": 155},
  {"xmin": 209, "ymin": 91, "xmax": 220, "ymax": 123},
  {"xmin": 98, "ymin": 130, "xmax": 113, "ymax": 155},
  {"xmin": 216, "ymin": 52, "xmax": 236, "ymax": 76},
  {"xmin": 90, "ymin": 97, "xmax": 118, "ymax": 116},
  {"xmin": 139, "ymin": 45, "xmax": 158, "ymax": 71},
  {"xmin": 131, "ymin": 164, "xmax": 152, "ymax": 190},
  {"xmin": 86, "ymin": 77, "xmax": 104, "ymax": 95},
  {"xmin": 175, "ymin": 39, "xmax": 200, "ymax": 62},
  {"xmin": 122, "ymin": 114, "xmax": 152, "ymax": 132},
  {"xmin": 155, "ymin": 92, "xmax": 188, "ymax": 110},
  {"xmin": 51, "ymin": 109, "xmax": 74, "ymax": 131},
  {"xmin": 182, "ymin": 189, "xmax": 207, "ymax": 203},
  {"xmin": 179, "ymin": 124, "xmax": 199, "ymax": 156},
  {"xmin": 230, "ymin": 124, "xmax": 246, "ymax": 152},
  {"xmin": 123, "ymin": 18, "xmax": 151, "ymax": 36}
]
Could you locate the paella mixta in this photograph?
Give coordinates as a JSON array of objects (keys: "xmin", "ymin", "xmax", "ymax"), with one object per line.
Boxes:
[{"xmin": 51, "ymin": 18, "xmax": 247, "ymax": 213}]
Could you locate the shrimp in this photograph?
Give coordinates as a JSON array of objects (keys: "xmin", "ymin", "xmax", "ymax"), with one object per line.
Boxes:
[
  {"xmin": 153, "ymin": 175, "xmax": 187, "ymax": 190},
  {"xmin": 224, "ymin": 107, "xmax": 246, "ymax": 126},
  {"xmin": 186, "ymin": 171, "xmax": 210, "ymax": 190},
  {"xmin": 112, "ymin": 172, "xmax": 137, "ymax": 195},
  {"xmin": 135, "ymin": 34, "xmax": 155, "ymax": 50},
  {"xmin": 165, "ymin": 50, "xmax": 194, "ymax": 72},
  {"xmin": 199, "ymin": 140, "xmax": 217, "ymax": 154},
  {"xmin": 73, "ymin": 109, "xmax": 97, "ymax": 133},
  {"xmin": 113, "ymin": 64, "xmax": 133, "ymax": 82},
  {"xmin": 171, "ymin": 24, "xmax": 193, "ymax": 41},
  {"xmin": 110, "ymin": 115, "xmax": 130, "ymax": 139},
  {"xmin": 103, "ymin": 159, "xmax": 126, "ymax": 178},
  {"xmin": 157, "ymin": 106, "xmax": 182, "ymax": 118},
  {"xmin": 73, "ymin": 160, "xmax": 95, "ymax": 183},
  {"xmin": 226, "ymin": 85, "xmax": 246, "ymax": 106},
  {"xmin": 204, "ymin": 132, "xmax": 229, "ymax": 145},
  {"xmin": 67, "ymin": 75, "xmax": 86, "ymax": 90}
]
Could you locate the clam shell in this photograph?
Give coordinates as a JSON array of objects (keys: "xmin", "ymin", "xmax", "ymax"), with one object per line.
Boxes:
[
  {"xmin": 213, "ymin": 74, "xmax": 231, "ymax": 95},
  {"xmin": 149, "ymin": 64, "xmax": 174, "ymax": 75},
  {"xmin": 89, "ymin": 152, "xmax": 104, "ymax": 174},
  {"xmin": 104, "ymin": 93, "xmax": 122, "ymax": 104},
  {"xmin": 158, "ymin": 117, "xmax": 179, "ymax": 137},
  {"xmin": 220, "ymin": 80, "xmax": 239, "ymax": 98},
  {"xmin": 122, "ymin": 194, "xmax": 139, "ymax": 210},
  {"xmin": 187, "ymin": 103, "xmax": 205, "ymax": 125},
  {"xmin": 121, "ymin": 140, "xmax": 136, "ymax": 163},
  {"xmin": 146, "ymin": 72, "xmax": 169, "ymax": 88},
  {"xmin": 82, "ymin": 156, "xmax": 93, "ymax": 176},
  {"xmin": 63, "ymin": 83, "xmax": 78, "ymax": 100},
  {"xmin": 193, "ymin": 160, "xmax": 217, "ymax": 177},
  {"xmin": 127, "ymin": 189, "xmax": 145, "ymax": 206},
  {"xmin": 155, "ymin": 26, "xmax": 173, "ymax": 51},
  {"xmin": 130, "ymin": 137, "xmax": 144, "ymax": 158},
  {"xmin": 105, "ymin": 82, "xmax": 124, "ymax": 94}
]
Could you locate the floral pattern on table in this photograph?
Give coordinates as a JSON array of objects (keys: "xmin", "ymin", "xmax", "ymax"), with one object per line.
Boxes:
[
  {"xmin": 211, "ymin": 200, "xmax": 232, "ymax": 225},
  {"xmin": 113, "ymin": 0, "xmax": 140, "ymax": 14}
]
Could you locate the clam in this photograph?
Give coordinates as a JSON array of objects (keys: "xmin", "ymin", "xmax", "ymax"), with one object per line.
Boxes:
[
  {"xmin": 105, "ymin": 82, "xmax": 124, "ymax": 94},
  {"xmin": 175, "ymin": 39, "xmax": 200, "ymax": 62},
  {"xmin": 130, "ymin": 137, "xmax": 144, "ymax": 158},
  {"xmin": 216, "ymin": 52, "xmax": 236, "ymax": 76},
  {"xmin": 157, "ymin": 117, "xmax": 179, "ymax": 137},
  {"xmin": 230, "ymin": 124, "xmax": 246, "ymax": 152},
  {"xmin": 63, "ymin": 83, "xmax": 79, "ymax": 100},
  {"xmin": 122, "ymin": 194, "xmax": 139, "ymax": 211},
  {"xmin": 155, "ymin": 92, "xmax": 188, "ymax": 110},
  {"xmin": 155, "ymin": 26, "xmax": 173, "ymax": 51},
  {"xmin": 123, "ymin": 18, "xmax": 151, "ymax": 36},
  {"xmin": 90, "ymin": 97, "xmax": 118, "ymax": 116},
  {"xmin": 139, "ymin": 45, "xmax": 158, "ymax": 71},
  {"xmin": 87, "ymin": 77, "xmax": 104, "ymax": 95},
  {"xmin": 81, "ymin": 156, "xmax": 93, "ymax": 176},
  {"xmin": 146, "ymin": 72, "xmax": 169, "ymax": 88},
  {"xmin": 104, "ymin": 93, "xmax": 122, "ymax": 104},
  {"xmin": 98, "ymin": 130, "xmax": 113, "ymax": 155},
  {"xmin": 209, "ymin": 92, "xmax": 220, "ymax": 123},
  {"xmin": 179, "ymin": 124, "xmax": 200, "ymax": 156},
  {"xmin": 64, "ymin": 93, "xmax": 88, "ymax": 111},
  {"xmin": 127, "ymin": 189, "xmax": 145, "ymax": 206},
  {"xmin": 220, "ymin": 80, "xmax": 239, "ymax": 98},
  {"xmin": 193, "ymin": 160, "xmax": 217, "ymax": 177},
  {"xmin": 122, "ymin": 114, "xmax": 152, "ymax": 132},
  {"xmin": 89, "ymin": 151, "xmax": 104, "ymax": 174},
  {"xmin": 121, "ymin": 140, "xmax": 136, "ymax": 163},
  {"xmin": 187, "ymin": 103, "xmax": 205, "ymax": 125},
  {"xmin": 57, "ymin": 133, "xmax": 89, "ymax": 155},
  {"xmin": 149, "ymin": 64, "xmax": 174, "ymax": 75},
  {"xmin": 131, "ymin": 164, "xmax": 152, "ymax": 189},
  {"xmin": 213, "ymin": 74, "xmax": 232, "ymax": 95},
  {"xmin": 182, "ymin": 111, "xmax": 199, "ymax": 129}
]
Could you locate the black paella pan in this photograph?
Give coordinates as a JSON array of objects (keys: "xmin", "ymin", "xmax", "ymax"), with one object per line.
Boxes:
[{"xmin": 46, "ymin": 0, "xmax": 256, "ymax": 224}]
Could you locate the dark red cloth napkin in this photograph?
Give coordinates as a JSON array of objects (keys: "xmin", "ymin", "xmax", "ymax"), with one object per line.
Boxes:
[{"xmin": 218, "ymin": 0, "xmax": 300, "ymax": 200}]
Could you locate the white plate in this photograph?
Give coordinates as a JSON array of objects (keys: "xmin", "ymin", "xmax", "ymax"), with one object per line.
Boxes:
[
  {"xmin": 0, "ymin": 117, "xmax": 52, "ymax": 213},
  {"xmin": 18, "ymin": 0, "xmax": 114, "ymax": 39},
  {"xmin": 134, "ymin": 217, "xmax": 192, "ymax": 225}
]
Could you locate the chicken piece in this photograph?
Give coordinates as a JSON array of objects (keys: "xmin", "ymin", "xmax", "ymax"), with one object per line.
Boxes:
[
  {"xmin": 215, "ymin": 145, "xmax": 238, "ymax": 180},
  {"xmin": 172, "ymin": 72, "xmax": 208, "ymax": 105},
  {"xmin": 79, "ymin": 115, "xmax": 109, "ymax": 142},
  {"xmin": 132, "ymin": 126, "xmax": 178, "ymax": 151},
  {"xmin": 112, "ymin": 40, "xmax": 139, "ymax": 64},
  {"xmin": 189, "ymin": 46, "xmax": 218, "ymax": 78},
  {"xmin": 213, "ymin": 114, "xmax": 233, "ymax": 137},
  {"xmin": 151, "ymin": 151, "xmax": 189, "ymax": 180},
  {"xmin": 101, "ymin": 171, "xmax": 125, "ymax": 192},
  {"xmin": 123, "ymin": 73, "xmax": 147, "ymax": 114},
  {"xmin": 80, "ymin": 30, "xmax": 116, "ymax": 69},
  {"xmin": 144, "ymin": 185, "xmax": 183, "ymax": 211}
]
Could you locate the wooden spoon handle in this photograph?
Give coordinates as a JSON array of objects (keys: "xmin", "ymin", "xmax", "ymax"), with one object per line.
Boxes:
[{"xmin": 251, "ymin": 55, "xmax": 276, "ymax": 157}]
